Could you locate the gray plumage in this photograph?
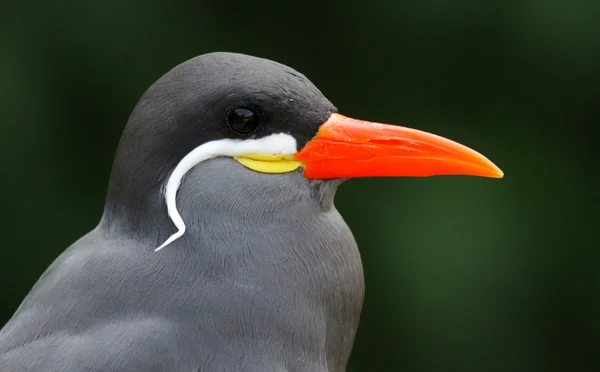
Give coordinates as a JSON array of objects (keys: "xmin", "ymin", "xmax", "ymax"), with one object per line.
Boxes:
[{"xmin": 0, "ymin": 53, "xmax": 365, "ymax": 371}]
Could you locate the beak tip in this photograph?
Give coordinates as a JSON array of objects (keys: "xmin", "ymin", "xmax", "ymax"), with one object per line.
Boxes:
[{"xmin": 486, "ymin": 163, "xmax": 504, "ymax": 179}]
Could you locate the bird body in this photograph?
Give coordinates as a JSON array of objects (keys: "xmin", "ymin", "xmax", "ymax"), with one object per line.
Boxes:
[
  {"xmin": 0, "ymin": 52, "xmax": 502, "ymax": 371},
  {"xmin": 0, "ymin": 161, "xmax": 362, "ymax": 371}
]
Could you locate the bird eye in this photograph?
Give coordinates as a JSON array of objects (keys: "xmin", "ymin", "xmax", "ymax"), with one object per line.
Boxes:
[{"xmin": 226, "ymin": 107, "xmax": 259, "ymax": 135}]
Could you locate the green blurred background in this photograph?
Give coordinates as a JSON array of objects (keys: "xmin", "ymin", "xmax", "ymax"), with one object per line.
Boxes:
[{"xmin": 1, "ymin": 0, "xmax": 599, "ymax": 371}]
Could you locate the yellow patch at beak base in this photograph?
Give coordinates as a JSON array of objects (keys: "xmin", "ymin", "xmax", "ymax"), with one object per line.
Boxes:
[{"xmin": 234, "ymin": 154, "xmax": 302, "ymax": 174}]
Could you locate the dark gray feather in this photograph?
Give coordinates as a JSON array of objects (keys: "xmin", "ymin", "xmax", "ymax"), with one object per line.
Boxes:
[{"xmin": 0, "ymin": 159, "xmax": 364, "ymax": 371}]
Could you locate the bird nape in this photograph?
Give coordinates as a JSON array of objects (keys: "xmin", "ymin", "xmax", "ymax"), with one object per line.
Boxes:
[{"xmin": 0, "ymin": 52, "xmax": 503, "ymax": 372}]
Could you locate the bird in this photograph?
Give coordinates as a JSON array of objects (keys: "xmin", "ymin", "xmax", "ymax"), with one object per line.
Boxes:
[{"xmin": 0, "ymin": 52, "xmax": 503, "ymax": 371}]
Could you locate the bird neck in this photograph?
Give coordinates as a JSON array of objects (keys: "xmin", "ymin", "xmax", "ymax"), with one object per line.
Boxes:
[{"xmin": 100, "ymin": 157, "xmax": 340, "ymax": 249}]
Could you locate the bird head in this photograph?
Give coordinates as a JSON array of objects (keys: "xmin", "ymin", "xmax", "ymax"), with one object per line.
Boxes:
[{"xmin": 103, "ymin": 52, "xmax": 503, "ymax": 250}]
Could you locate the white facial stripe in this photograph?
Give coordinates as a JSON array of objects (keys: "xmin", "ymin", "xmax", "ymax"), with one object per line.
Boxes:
[{"xmin": 154, "ymin": 133, "xmax": 298, "ymax": 251}]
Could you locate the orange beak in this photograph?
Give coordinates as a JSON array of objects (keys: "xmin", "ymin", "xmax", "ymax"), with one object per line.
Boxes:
[{"xmin": 294, "ymin": 113, "xmax": 503, "ymax": 179}]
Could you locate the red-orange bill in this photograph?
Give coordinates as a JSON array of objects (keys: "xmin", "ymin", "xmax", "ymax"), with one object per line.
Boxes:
[{"xmin": 294, "ymin": 113, "xmax": 504, "ymax": 180}]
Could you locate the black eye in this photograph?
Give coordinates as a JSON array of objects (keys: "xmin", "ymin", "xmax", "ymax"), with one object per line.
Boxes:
[{"xmin": 226, "ymin": 107, "xmax": 259, "ymax": 135}]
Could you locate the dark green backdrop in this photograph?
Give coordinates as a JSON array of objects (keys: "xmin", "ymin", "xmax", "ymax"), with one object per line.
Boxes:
[{"xmin": 2, "ymin": 1, "xmax": 599, "ymax": 371}]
